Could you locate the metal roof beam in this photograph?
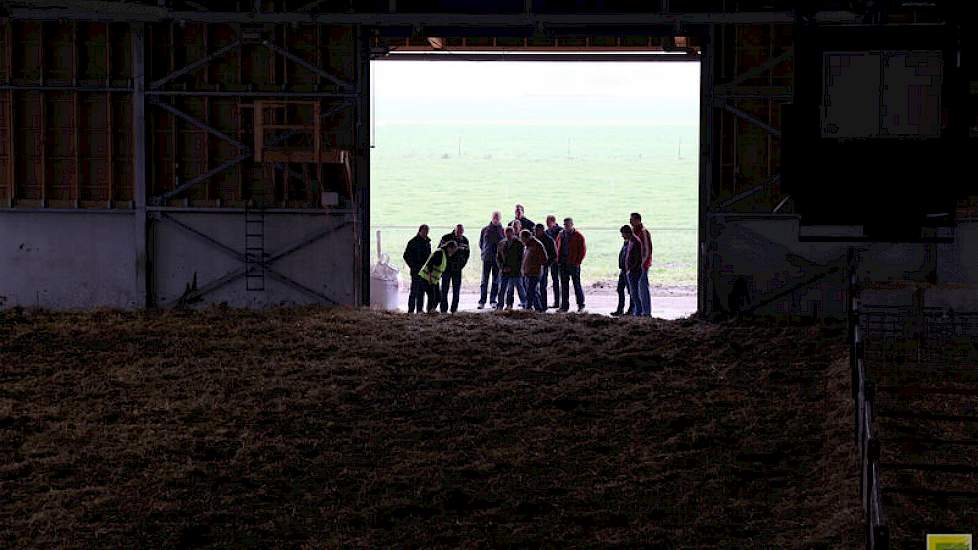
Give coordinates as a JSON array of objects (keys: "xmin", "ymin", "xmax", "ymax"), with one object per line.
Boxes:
[{"xmin": 5, "ymin": 8, "xmax": 862, "ymax": 25}]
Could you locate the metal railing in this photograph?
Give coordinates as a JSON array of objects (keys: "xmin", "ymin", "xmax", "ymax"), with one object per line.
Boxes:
[
  {"xmin": 848, "ymin": 247, "xmax": 978, "ymax": 549},
  {"xmin": 847, "ymin": 250, "xmax": 889, "ymax": 550}
]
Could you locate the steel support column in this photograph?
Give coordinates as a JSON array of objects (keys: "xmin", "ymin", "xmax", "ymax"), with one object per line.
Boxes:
[
  {"xmin": 356, "ymin": 25, "xmax": 371, "ymax": 307},
  {"xmin": 698, "ymin": 24, "xmax": 715, "ymax": 316},
  {"xmin": 133, "ymin": 23, "xmax": 149, "ymax": 307}
]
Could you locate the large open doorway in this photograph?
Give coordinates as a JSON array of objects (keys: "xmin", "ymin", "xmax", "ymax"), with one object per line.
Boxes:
[{"xmin": 369, "ymin": 58, "xmax": 700, "ymax": 317}]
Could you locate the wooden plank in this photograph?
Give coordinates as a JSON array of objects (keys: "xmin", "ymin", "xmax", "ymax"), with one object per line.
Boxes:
[
  {"xmin": 878, "ymin": 410, "xmax": 978, "ymax": 423},
  {"xmin": 882, "ymin": 462, "xmax": 978, "ymax": 474},
  {"xmin": 878, "ymin": 385, "xmax": 978, "ymax": 397},
  {"xmin": 885, "ymin": 487, "xmax": 978, "ymax": 499}
]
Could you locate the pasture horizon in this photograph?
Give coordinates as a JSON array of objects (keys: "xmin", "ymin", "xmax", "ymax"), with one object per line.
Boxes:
[{"xmin": 369, "ymin": 61, "xmax": 700, "ymax": 288}]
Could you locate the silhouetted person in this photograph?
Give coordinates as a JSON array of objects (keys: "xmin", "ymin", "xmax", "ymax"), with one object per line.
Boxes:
[
  {"xmin": 544, "ymin": 214, "xmax": 561, "ymax": 308},
  {"xmin": 520, "ymin": 229, "xmax": 548, "ymax": 312},
  {"xmin": 511, "ymin": 204, "xmax": 535, "ymax": 240},
  {"xmin": 402, "ymin": 224, "xmax": 431, "ymax": 313},
  {"xmin": 612, "ymin": 226, "xmax": 635, "ymax": 316},
  {"xmin": 418, "ymin": 241, "xmax": 459, "ymax": 313},
  {"xmin": 630, "ymin": 212, "xmax": 653, "ymax": 316},
  {"xmin": 478, "ymin": 211, "xmax": 505, "ymax": 309},
  {"xmin": 555, "ymin": 217, "xmax": 587, "ymax": 312},
  {"xmin": 495, "ymin": 226, "xmax": 526, "ymax": 310},
  {"xmin": 534, "ymin": 223, "xmax": 557, "ymax": 310},
  {"xmin": 620, "ymin": 224, "xmax": 644, "ymax": 317},
  {"xmin": 438, "ymin": 224, "xmax": 469, "ymax": 313}
]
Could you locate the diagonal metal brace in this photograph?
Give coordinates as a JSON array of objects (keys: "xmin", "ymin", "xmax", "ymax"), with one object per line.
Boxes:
[
  {"xmin": 150, "ymin": 40, "xmax": 242, "ymax": 90},
  {"xmin": 149, "ymin": 97, "xmax": 250, "ymax": 150},
  {"xmin": 719, "ymin": 47, "xmax": 794, "ymax": 90},
  {"xmin": 158, "ymin": 212, "xmax": 353, "ymax": 304},
  {"xmin": 722, "ymin": 103, "xmax": 781, "ymax": 137},
  {"xmin": 262, "ymin": 40, "xmax": 353, "ymax": 89},
  {"xmin": 157, "ymin": 150, "xmax": 253, "ymax": 203}
]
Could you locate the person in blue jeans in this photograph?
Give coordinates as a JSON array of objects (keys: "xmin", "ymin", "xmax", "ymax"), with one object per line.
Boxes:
[
  {"xmin": 520, "ymin": 229, "xmax": 548, "ymax": 312},
  {"xmin": 612, "ymin": 229, "xmax": 635, "ymax": 316},
  {"xmin": 554, "ymin": 217, "xmax": 587, "ymax": 312},
  {"xmin": 630, "ymin": 212, "xmax": 653, "ymax": 316},
  {"xmin": 544, "ymin": 215, "xmax": 562, "ymax": 308},
  {"xmin": 495, "ymin": 226, "xmax": 526, "ymax": 310},
  {"xmin": 508, "ymin": 219, "xmax": 527, "ymax": 308},
  {"xmin": 478, "ymin": 211, "xmax": 505, "ymax": 308},
  {"xmin": 620, "ymin": 224, "xmax": 645, "ymax": 316},
  {"xmin": 534, "ymin": 223, "xmax": 557, "ymax": 310}
]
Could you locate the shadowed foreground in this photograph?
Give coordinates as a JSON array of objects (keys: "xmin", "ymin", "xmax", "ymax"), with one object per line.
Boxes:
[{"xmin": 0, "ymin": 307, "xmax": 860, "ymax": 548}]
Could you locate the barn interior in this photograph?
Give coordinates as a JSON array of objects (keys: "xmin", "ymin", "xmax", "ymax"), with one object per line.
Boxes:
[{"xmin": 1, "ymin": 1, "xmax": 977, "ymax": 548}]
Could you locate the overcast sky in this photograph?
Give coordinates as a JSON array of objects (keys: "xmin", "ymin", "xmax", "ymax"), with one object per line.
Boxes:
[{"xmin": 371, "ymin": 60, "xmax": 701, "ymax": 126}]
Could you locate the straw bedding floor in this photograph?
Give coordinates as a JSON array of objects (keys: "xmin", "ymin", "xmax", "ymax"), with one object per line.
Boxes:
[{"xmin": 0, "ymin": 307, "xmax": 860, "ymax": 548}]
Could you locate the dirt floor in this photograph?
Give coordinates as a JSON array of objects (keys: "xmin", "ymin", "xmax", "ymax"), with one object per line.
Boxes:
[{"xmin": 0, "ymin": 307, "xmax": 862, "ymax": 548}]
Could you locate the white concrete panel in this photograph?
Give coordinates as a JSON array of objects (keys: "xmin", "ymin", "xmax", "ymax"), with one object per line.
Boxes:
[{"xmin": 0, "ymin": 212, "xmax": 141, "ymax": 309}]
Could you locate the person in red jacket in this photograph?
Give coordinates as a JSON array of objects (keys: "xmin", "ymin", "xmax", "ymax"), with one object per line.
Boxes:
[
  {"xmin": 630, "ymin": 212, "xmax": 653, "ymax": 316},
  {"xmin": 554, "ymin": 217, "xmax": 587, "ymax": 312}
]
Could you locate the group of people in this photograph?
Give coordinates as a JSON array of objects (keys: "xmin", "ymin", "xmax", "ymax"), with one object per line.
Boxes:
[{"xmin": 402, "ymin": 204, "xmax": 654, "ymax": 316}]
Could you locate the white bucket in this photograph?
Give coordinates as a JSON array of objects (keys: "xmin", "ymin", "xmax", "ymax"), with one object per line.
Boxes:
[{"xmin": 370, "ymin": 253, "xmax": 400, "ymax": 310}]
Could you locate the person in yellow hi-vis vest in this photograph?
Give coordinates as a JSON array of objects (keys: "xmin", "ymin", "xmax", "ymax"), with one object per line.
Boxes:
[{"xmin": 418, "ymin": 240, "xmax": 459, "ymax": 313}]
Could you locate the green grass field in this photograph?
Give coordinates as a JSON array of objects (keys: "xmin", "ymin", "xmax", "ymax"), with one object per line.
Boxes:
[{"xmin": 370, "ymin": 123, "xmax": 698, "ymax": 286}]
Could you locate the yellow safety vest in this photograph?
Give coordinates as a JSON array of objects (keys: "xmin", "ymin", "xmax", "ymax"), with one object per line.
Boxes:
[{"xmin": 419, "ymin": 250, "xmax": 448, "ymax": 284}]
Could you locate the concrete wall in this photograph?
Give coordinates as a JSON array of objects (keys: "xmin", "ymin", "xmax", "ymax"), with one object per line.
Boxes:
[
  {"xmin": 0, "ymin": 210, "xmax": 355, "ymax": 310},
  {"xmin": 0, "ymin": 211, "xmax": 143, "ymax": 309},
  {"xmin": 710, "ymin": 215, "xmax": 978, "ymax": 317},
  {"xmin": 151, "ymin": 211, "xmax": 356, "ymax": 308}
]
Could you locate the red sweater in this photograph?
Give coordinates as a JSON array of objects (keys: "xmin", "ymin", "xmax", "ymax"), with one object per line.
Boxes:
[
  {"xmin": 554, "ymin": 230, "xmax": 586, "ymax": 266},
  {"xmin": 632, "ymin": 223, "xmax": 653, "ymax": 270}
]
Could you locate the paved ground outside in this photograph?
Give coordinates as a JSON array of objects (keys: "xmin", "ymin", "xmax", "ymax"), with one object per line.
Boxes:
[{"xmin": 387, "ymin": 282, "xmax": 697, "ymax": 319}]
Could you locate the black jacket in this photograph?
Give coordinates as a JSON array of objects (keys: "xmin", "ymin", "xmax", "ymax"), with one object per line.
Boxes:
[
  {"xmin": 538, "ymin": 233, "xmax": 557, "ymax": 266},
  {"xmin": 545, "ymin": 225, "xmax": 561, "ymax": 242},
  {"xmin": 403, "ymin": 234, "xmax": 431, "ymax": 274},
  {"xmin": 618, "ymin": 240, "xmax": 628, "ymax": 271},
  {"xmin": 438, "ymin": 232, "xmax": 470, "ymax": 273},
  {"xmin": 496, "ymin": 238, "xmax": 525, "ymax": 276},
  {"xmin": 511, "ymin": 216, "xmax": 536, "ymax": 235},
  {"xmin": 479, "ymin": 223, "xmax": 506, "ymax": 261}
]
